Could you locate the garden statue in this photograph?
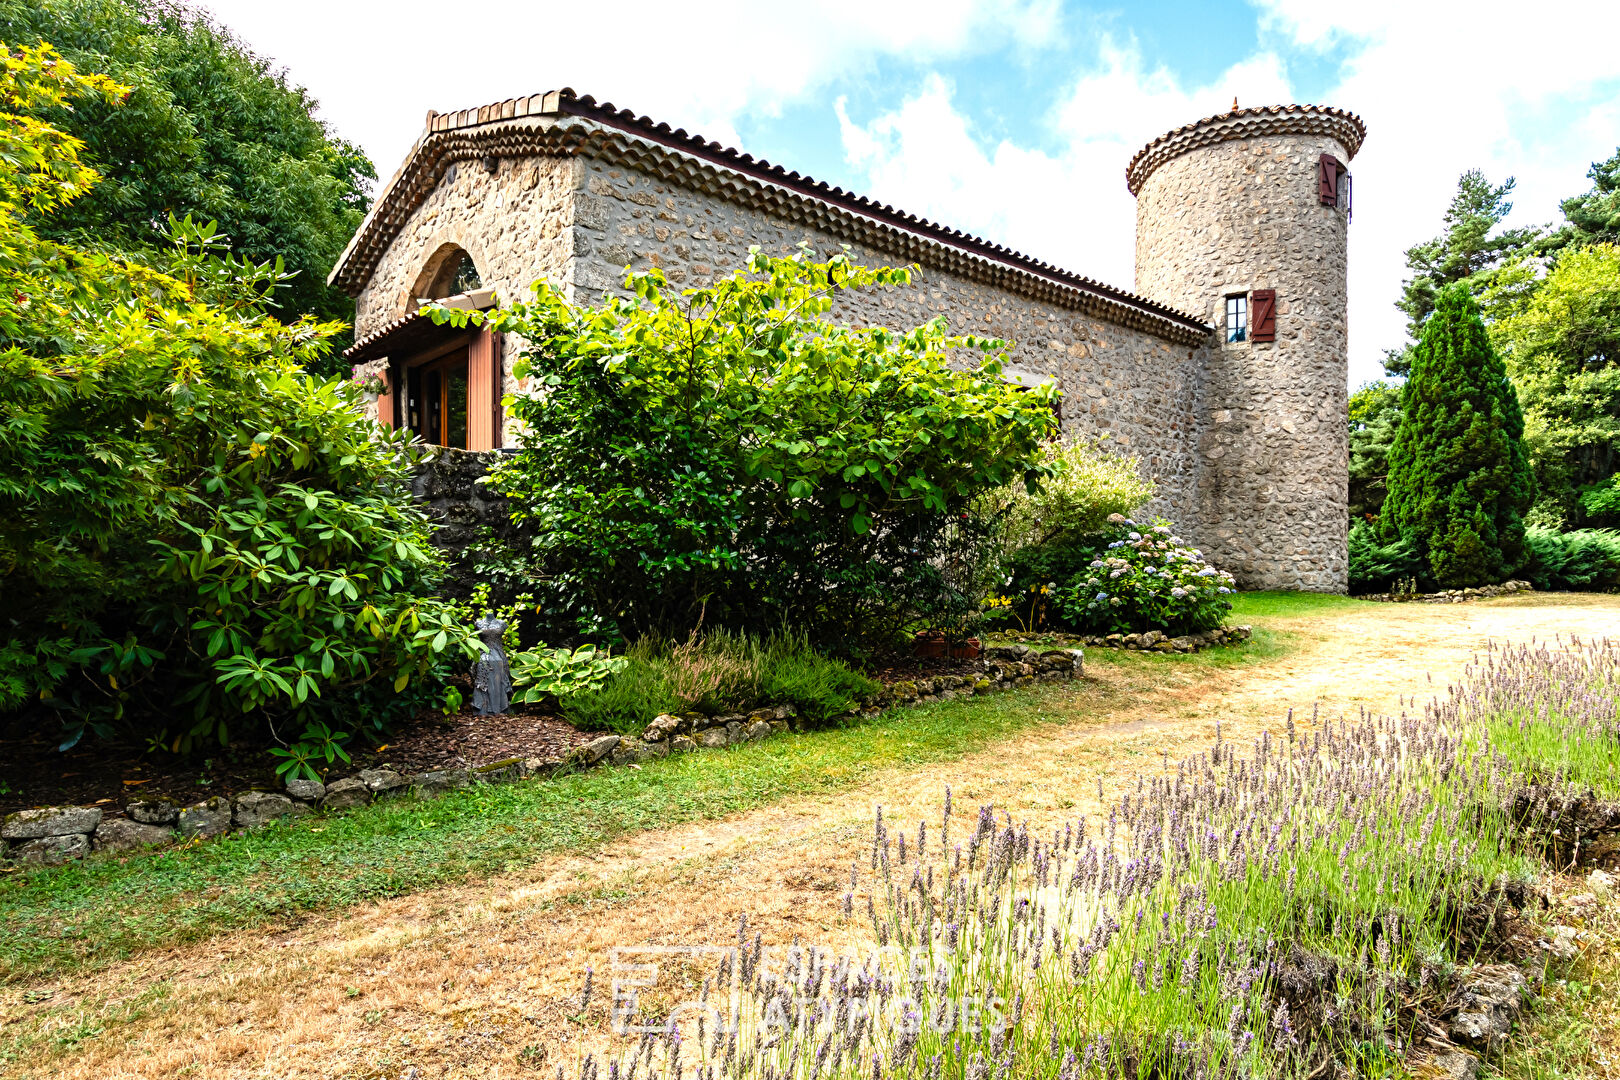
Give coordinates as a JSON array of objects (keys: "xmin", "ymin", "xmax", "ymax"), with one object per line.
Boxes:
[{"xmin": 470, "ymin": 615, "xmax": 511, "ymax": 715}]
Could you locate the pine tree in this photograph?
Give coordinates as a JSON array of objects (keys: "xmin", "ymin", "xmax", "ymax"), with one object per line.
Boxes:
[{"xmin": 1380, "ymin": 284, "xmax": 1535, "ymax": 587}]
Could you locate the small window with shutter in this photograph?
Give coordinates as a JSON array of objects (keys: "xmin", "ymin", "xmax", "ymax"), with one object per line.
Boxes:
[
  {"xmin": 1225, "ymin": 295, "xmax": 1247, "ymax": 343},
  {"xmin": 1319, "ymin": 153, "xmax": 1352, "ymax": 217},
  {"xmin": 1318, "ymin": 154, "xmax": 1338, "ymax": 205},
  {"xmin": 1250, "ymin": 289, "xmax": 1276, "ymax": 342}
]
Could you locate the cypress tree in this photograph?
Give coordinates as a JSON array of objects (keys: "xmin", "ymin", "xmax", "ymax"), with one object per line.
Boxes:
[{"xmin": 1380, "ymin": 283, "xmax": 1535, "ymax": 586}]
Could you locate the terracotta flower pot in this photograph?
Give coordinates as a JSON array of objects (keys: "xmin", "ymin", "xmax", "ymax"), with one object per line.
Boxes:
[
  {"xmin": 913, "ymin": 632, "xmax": 947, "ymax": 658},
  {"xmin": 949, "ymin": 638, "xmax": 982, "ymax": 659}
]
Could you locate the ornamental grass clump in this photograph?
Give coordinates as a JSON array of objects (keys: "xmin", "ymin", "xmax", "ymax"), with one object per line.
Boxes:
[
  {"xmin": 1055, "ymin": 517, "xmax": 1235, "ymax": 636},
  {"xmin": 559, "ymin": 630, "xmax": 878, "ymax": 733}
]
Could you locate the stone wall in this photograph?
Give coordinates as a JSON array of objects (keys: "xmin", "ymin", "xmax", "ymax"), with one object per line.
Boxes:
[
  {"xmin": 411, "ymin": 448, "xmax": 521, "ymax": 598},
  {"xmin": 1134, "ymin": 130, "xmax": 1353, "ymax": 591},
  {"xmin": 353, "ymin": 153, "xmax": 575, "ymax": 409},
  {"xmin": 568, "ymin": 157, "xmax": 1209, "ymax": 532}
]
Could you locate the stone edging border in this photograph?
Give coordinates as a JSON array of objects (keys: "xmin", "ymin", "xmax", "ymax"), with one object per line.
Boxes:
[
  {"xmin": 1358, "ymin": 580, "xmax": 1533, "ymax": 604},
  {"xmin": 993, "ymin": 626, "xmax": 1252, "ymax": 654},
  {"xmin": 1, "ymin": 647, "xmax": 1083, "ymax": 868}
]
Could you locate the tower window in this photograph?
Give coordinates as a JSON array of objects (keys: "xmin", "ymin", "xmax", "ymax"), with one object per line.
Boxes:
[{"xmin": 1225, "ymin": 295, "xmax": 1247, "ymax": 343}]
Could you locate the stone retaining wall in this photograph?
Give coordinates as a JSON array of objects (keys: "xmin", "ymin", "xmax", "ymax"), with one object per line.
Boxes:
[
  {"xmin": 1359, "ymin": 580, "xmax": 1533, "ymax": 604},
  {"xmin": 1, "ymin": 646, "xmax": 1080, "ymax": 868},
  {"xmin": 410, "ymin": 447, "xmax": 522, "ymax": 598}
]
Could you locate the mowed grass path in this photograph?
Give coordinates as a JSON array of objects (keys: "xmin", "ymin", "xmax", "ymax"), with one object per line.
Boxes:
[{"xmin": 0, "ymin": 594, "xmax": 1335, "ymax": 985}]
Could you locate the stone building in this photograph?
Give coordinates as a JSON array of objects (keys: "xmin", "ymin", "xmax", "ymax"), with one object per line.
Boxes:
[{"xmin": 332, "ymin": 92, "xmax": 1364, "ymax": 591}]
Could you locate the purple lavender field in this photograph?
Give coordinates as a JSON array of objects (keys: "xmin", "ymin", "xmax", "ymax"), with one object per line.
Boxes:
[{"xmin": 590, "ymin": 636, "xmax": 1618, "ymax": 1078}]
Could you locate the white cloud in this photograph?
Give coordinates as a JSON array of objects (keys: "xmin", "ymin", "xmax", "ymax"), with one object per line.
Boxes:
[
  {"xmin": 1254, "ymin": 0, "xmax": 1620, "ymax": 383},
  {"xmin": 836, "ymin": 6, "xmax": 1620, "ymax": 386},
  {"xmin": 195, "ymin": 0, "xmax": 1065, "ymax": 188},
  {"xmin": 834, "ymin": 39, "xmax": 1293, "ymax": 301}
]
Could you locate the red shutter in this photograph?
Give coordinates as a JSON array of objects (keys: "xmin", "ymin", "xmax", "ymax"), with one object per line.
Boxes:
[
  {"xmin": 375, "ymin": 365, "xmax": 394, "ymax": 428},
  {"xmin": 1250, "ymin": 289, "xmax": 1276, "ymax": 342},
  {"xmin": 1318, "ymin": 153, "xmax": 1338, "ymax": 205},
  {"xmin": 467, "ymin": 330, "xmax": 498, "ymax": 451}
]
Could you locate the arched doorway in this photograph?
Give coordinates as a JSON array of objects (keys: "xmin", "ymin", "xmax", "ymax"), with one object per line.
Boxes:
[{"xmin": 347, "ymin": 244, "xmax": 502, "ymax": 450}]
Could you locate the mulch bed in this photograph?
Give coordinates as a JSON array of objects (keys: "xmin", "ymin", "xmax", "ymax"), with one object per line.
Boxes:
[
  {"xmin": 0, "ymin": 649, "xmax": 1032, "ymax": 819},
  {"xmin": 0, "ymin": 706, "xmax": 592, "ymax": 822}
]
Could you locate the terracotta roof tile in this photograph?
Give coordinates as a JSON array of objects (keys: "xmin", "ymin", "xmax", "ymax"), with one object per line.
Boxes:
[{"xmin": 331, "ymin": 89, "xmax": 1214, "ymax": 344}]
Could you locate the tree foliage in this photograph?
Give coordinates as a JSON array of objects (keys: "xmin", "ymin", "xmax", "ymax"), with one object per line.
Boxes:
[
  {"xmin": 0, "ymin": 0, "xmax": 373, "ymax": 364},
  {"xmin": 1379, "ymin": 285, "xmax": 1534, "ymax": 587},
  {"xmin": 1490, "ymin": 243, "xmax": 1620, "ymax": 529},
  {"xmin": 431, "ymin": 249, "xmax": 1057, "ymax": 650},
  {"xmin": 1546, "ymin": 147, "xmax": 1620, "ymax": 256},
  {"xmin": 0, "ymin": 44, "xmax": 471, "ymax": 750},
  {"xmin": 1388, "ymin": 171, "xmax": 1541, "ymax": 376},
  {"xmin": 1347, "ymin": 380, "xmax": 1401, "ymax": 522}
]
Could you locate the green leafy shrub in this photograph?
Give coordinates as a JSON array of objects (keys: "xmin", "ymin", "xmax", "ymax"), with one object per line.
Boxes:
[
  {"xmin": 0, "ymin": 47, "xmax": 475, "ymax": 750},
  {"xmin": 1054, "ymin": 518, "xmax": 1234, "ymax": 635},
  {"xmin": 984, "ymin": 439, "xmax": 1155, "ymax": 557},
  {"xmin": 267, "ymin": 721, "xmax": 352, "ymax": 783},
  {"xmin": 1518, "ymin": 527, "xmax": 1620, "ymax": 591},
  {"xmin": 1380, "ymin": 284, "xmax": 1535, "ymax": 587},
  {"xmin": 978, "ymin": 440, "xmax": 1153, "ymax": 631},
  {"xmin": 559, "ymin": 631, "xmax": 878, "ymax": 734},
  {"xmin": 1347, "ymin": 518, "xmax": 1425, "ymax": 594},
  {"xmin": 428, "ymin": 247, "xmax": 1055, "ymax": 652},
  {"xmin": 509, "ymin": 645, "xmax": 627, "ymax": 706}
]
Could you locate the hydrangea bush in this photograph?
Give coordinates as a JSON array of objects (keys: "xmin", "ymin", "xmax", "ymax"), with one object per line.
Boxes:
[{"xmin": 1055, "ymin": 516, "xmax": 1234, "ymax": 635}]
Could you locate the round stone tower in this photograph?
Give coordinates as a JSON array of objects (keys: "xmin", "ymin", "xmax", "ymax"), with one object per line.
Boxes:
[{"xmin": 1129, "ymin": 105, "xmax": 1366, "ymax": 593}]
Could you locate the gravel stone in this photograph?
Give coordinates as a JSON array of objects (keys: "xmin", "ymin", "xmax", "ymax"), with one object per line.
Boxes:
[
  {"xmin": 234, "ymin": 791, "xmax": 306, "ymax": 829},
  {"xmin": 284, "ymin": 779, "xmax": 325, "ymax": 801},
  {"xmin": 321, "ymin": 777, "xmax": 372, "ymax": 810},
  {"xmin": 358, "ymin": 767, "xmax": 410, "ymax": 794},
  {"xmin": 563, "ymin": 735, "xmax": 620, "ymax": 768},
  {"xmin": 127, "ymin": 797, "xmax": 180, "ymax": 825},
  {"xmin": 413, "ymin": 768, "xmax": 472, "ymax": 795},
  {"xmin": 1449, "ymin": 964, "xmax": 1528, "ymax": 1050}
]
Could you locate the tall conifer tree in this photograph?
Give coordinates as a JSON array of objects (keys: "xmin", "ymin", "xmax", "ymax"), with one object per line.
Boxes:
[{"xmin": 1380, "ymin": 284, "xmax": 1535, "ymax": 586}]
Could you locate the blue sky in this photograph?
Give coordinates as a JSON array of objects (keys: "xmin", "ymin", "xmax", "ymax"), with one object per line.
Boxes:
[{"xmin": 201, "ymin": 0, "xmax": 1620, "ymax": 387}]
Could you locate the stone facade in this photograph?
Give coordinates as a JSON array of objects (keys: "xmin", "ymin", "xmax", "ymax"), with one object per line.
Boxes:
[
  {"xmin": 334, "ymin": 94, "xmax": 1365, "ymax": 591},
  {"xmin": 565, "ymin": 157, "xmax": 1205, "ymax": 526},
  {"xmin": 1132, "ymin": 109, "xmax": 1362, "ymax": 591}
]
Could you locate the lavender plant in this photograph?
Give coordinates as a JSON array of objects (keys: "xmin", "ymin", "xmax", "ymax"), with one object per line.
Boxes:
[
  {"xmin": 1446, "ymin": 636, "xmax": 1620, "ymax": 800},
  {"xmin": 567, "ymin": 639, "xmax": 1619, "ymax": 1080}
]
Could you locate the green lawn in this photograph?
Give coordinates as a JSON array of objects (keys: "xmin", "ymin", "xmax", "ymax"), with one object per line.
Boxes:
[
  {"xmin": 0, "ymin": 596, "xmax": 1334, "ymax": 986},
  {"xmin": 1227, "ymin": 590, "xmax": 1367, "ymax": 620}
]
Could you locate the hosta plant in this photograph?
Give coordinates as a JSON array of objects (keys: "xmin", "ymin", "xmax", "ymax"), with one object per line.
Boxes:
[
  {"xmin": 1055, "ymin": 517, "xmax": 1234, "ymax": 635},
  {"xmin": 511, "ymin": 645, "xmax": 628, "ymax": 705}
]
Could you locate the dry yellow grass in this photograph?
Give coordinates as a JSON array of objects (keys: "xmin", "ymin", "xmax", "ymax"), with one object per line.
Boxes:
[{"xmin": 3, "ymin": 594, "xmax": 1617, "ymax": 1079}]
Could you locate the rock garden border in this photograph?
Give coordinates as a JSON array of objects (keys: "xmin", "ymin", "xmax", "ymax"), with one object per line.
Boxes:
[
  {"xmin": 1358, "ymin": 580, "xmax": 1534, "ymax": 604},
  {"xmin": 2, "ymin": 646, "xmax": 1084, "ymax": 868},
  {"xmin": 993, "ymin": 626, "xmax": 1252, "ymax": 654}
]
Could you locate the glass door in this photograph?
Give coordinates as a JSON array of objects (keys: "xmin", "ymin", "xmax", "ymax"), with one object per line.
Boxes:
[{"xmin": 408, "ymin": 349, "xmax": 469, "ymax": 448}]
